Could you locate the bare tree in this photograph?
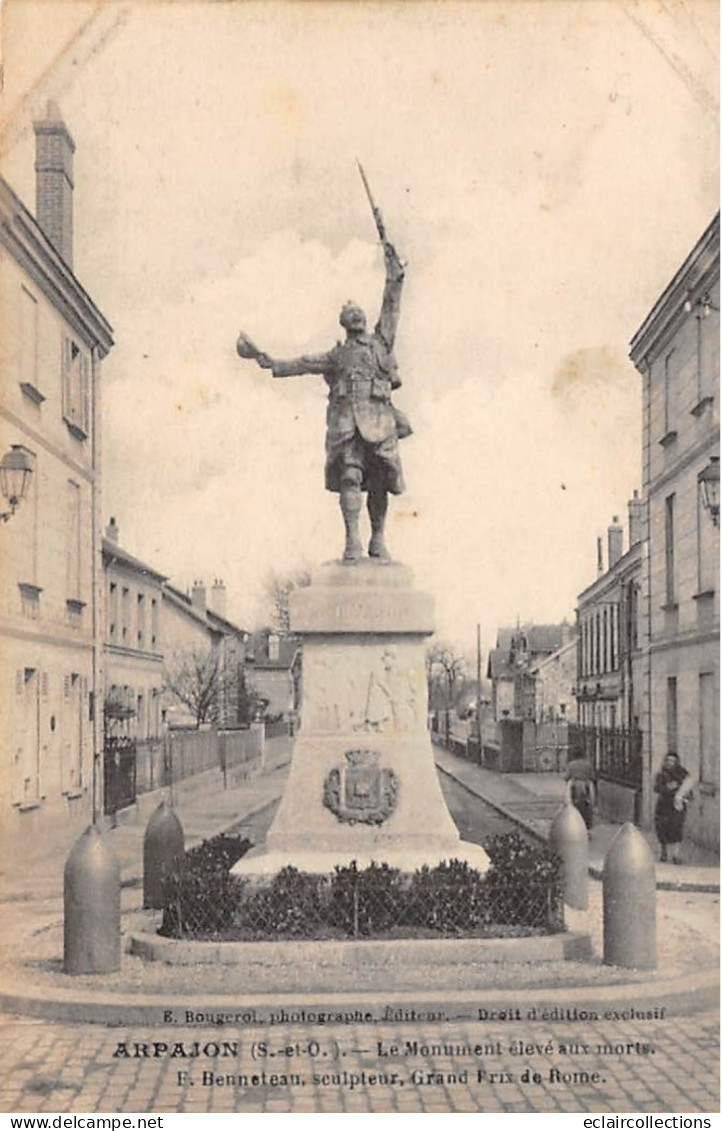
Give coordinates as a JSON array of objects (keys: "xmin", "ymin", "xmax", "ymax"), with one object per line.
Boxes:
[
  {"xmin": 426, "ymin": 642, "xmax": 468, "ymax": 712},
  {"xmin": 163, "ymin": 646, "xmax": 231, "ymax": 728},
  {"xmin": 262, "ymin": 565, "xmax": 312, "ymax": 634}
]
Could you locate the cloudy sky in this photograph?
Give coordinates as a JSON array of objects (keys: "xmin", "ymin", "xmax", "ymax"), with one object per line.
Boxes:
[{"xmin": 1, "ymin": 0, "xmax": 718, "ymax": 654}]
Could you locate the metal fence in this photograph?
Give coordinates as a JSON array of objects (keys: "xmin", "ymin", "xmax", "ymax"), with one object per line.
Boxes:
[
  {"xmin": 568, "ymin": 724, "xmax": 643, "ymax": 790},
  {"xmin": 160, "ymin": 853, "xmax": 564, "ymax": 942},
  {"xmin": 103, "ymin": 735, "xmax": 137, "ymax": 815},
  {"xmin": 103, "ymin": 728, "xmax": 267, "ymax": 814}
]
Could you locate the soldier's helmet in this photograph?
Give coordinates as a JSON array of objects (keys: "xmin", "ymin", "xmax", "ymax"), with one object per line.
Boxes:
[{"xmin": 339, "ymin": 301, "xmax": 366, "ymax": 331}]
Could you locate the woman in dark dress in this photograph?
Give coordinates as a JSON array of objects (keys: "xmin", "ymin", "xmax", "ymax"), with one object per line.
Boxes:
[{"xmin": 654, "ymin": 753, "xmax": 693, "ymax": 863}]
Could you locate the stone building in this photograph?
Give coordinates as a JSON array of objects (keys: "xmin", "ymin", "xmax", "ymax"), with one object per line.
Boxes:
[
  {"xmin": 487, "ymin": 622, "xmax": 574, "ymax": 721},
  {"xmin": 574, "ymin": 500, "xmax": 645, "ymax": 822},
  {"xmin": 161, "ymin": 579, "xmax": 248, "ymax": 729},
  {"xmin": 103, "ymin": 517, "xmax": 165, "ymax": 742},
  {"xmin": 0, "ymin": 106, "xmax": 113, "ymax": 860},
  {"xmin": 576, "ymin": 502, "xmax": 645, "ymax": 731},
  {"xmin": 630, "ymin": 213, "xmax": 720, "ymax": 850},
  {"xmin": 529, "ymin": 639, "xmax": 577, "ymax": 724},
  {"xmin": 244, "ymin": 629, "xmax": 301, "ymax": 721}
]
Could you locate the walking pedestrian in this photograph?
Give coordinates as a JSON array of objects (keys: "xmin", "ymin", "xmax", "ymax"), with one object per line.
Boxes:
[
  {"xmin": 654, "ymin": 752, "xmax": 694, "ymax": 863},
  {"xmin": 565, "ymin": 753, "xmax": 596, "ymax": 830}
]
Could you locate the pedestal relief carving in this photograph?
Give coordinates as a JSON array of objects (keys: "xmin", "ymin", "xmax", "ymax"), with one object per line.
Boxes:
[{"xmin": 303, "ymin": 642, "xmax": 424, "ymax": 735}]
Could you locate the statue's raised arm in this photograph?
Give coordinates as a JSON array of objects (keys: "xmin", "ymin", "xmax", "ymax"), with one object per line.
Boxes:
[{"xmin": 375, "ymin": 240, "xmax": 405, "ymax": 352}]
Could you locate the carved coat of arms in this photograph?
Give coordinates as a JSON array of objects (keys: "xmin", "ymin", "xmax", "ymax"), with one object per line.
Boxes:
[{"xmin": 323, "ymin": 749, "xmax": 399, "ymax": 825}]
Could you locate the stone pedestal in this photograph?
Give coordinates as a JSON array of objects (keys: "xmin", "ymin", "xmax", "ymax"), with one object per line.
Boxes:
[{"xmin": 233, "ymin": 561, "xmax": 489, "ymax": 876}]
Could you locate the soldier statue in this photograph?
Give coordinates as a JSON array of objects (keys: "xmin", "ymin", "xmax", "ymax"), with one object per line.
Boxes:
[{"xmin": 237, "ymin": 169, "xmax": 411, "ymax": 563}]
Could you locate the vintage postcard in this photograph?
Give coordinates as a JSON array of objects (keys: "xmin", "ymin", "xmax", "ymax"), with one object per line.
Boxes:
[{"xmin": 0, "ymin": 0, "xmax": 719, "ymax": 1119}]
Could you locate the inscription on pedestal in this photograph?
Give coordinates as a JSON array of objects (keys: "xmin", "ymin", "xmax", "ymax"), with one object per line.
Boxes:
[
  {"xmin": 291, "ymin": 585, "xmax": 434, "ymax": 634},
  {"xmin": 323, "ymin": 749, "xmax": 399, "ymax": 826}
]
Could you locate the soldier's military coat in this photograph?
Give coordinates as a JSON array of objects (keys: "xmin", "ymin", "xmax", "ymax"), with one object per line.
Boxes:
[{"xmin": 271, "ymin": 255, "xmax": 411, "ymax": 495}]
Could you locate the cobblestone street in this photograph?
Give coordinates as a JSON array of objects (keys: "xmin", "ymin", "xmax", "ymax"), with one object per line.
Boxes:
[{"xmin": 0, "ymin": 1011, "xmax": 718, "ymax": 1114}]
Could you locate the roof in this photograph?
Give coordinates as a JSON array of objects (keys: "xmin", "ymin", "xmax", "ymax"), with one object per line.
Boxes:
[
  {"xmin": 526, "ymin": 624, "xmax": 568, "ymax": 653},
  {"xmin": 630, "ymin": 212, "xmax": 720, "ymax": 367},
  {"xmin": 494, "ymin": 622, "xmax": 571, "ymax": 655},
  {"xmin": 206, "ymin": 608, "xmax": 248, "ymax": 639},
  {"xmin": 488, "ymin": 622, "xmax": 574, "ymax": 680},
  {"xmin": 245, "ymin": 631, "xmax": 300, "ymax": 670},
  {"xmin": 102, "ymin": 537, "xmax": 167, "ymax": 584},
  {"xmin": 577, "ymin": 538, "xmax": 643, "ymax": 606},
  {"xmin": 495, "ymin": 628, "xmax": 514, "ymax": 651},
  {"xmin": 486, "ymin": 648, "xmax": 514, "ymax": 681},
  {"xmin": 0, "ymin": 175, "xmax": 113, "ymax": 356},
  {"xmin": 162, "ymin": 583, "xmax": 221, "ymax": 634}
]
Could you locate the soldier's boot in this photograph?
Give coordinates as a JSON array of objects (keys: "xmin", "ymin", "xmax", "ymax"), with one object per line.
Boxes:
[
  {"xmin": 340, "ymin": 476, "xmax": 363, "ymax": 562},
  {"xmin": 367, "ymin": 485, "xmax": 390, "ymax": 560}
]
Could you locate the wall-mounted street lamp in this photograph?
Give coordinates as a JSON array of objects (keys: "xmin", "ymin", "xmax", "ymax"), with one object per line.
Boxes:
[
  {"xmin": 698, "ymin": 456, "xmax": 720, "ymax": 528},
  {"xmin": 0, "ymin": 445, "xmax": 34, "ymax": 523}
]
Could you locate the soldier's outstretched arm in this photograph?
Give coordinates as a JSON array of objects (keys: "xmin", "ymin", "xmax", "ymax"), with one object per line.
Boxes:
[
  {"xmin": 375, "ymin": 241, "xmax": 405, "ymax": 350},
  {"xmin": 260, "ymin": 352, "xmax": 331, "ymax": 378}
]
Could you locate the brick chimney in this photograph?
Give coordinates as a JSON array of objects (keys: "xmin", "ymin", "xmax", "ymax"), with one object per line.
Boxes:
[
  {"xmin": 191, "ymin": 580, "xmax": 207, "ymax": 615},
  {"xmin": 34, "ymin": 102, "xmax": 75, "ymax": 268},
  {"xmin": 628, "ymin": 489, "xmax": 643, "ymax": 547},
  {"xmin": 105, "ymin": 516, "xmax": 119, "ymax": 544},
  {"xmin": 596, "ymin": 536, "xmax": 604, "ymax": 577},
  {"xmin": 608, "ymin": 516, "xmax": 624, "ymax": 568},
  {"xmin": 210, "ymin": 578, "xmax": 227, "ymax": 620}
]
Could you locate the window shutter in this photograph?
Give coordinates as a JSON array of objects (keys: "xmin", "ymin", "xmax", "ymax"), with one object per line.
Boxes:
[{"xmin": 80, "ymin": 353, "xmax": 90, "ymax": 432}]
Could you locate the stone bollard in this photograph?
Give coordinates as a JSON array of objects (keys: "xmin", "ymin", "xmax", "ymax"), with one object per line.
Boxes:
[
  {"xmin": 603, "ymin": 822, "xmax": 656, "ymax": 969},
  {"xmin": 64, "ymin": 825, "xmax": 121, "ymax": 975},
  {"xmin": 143, "ymin": 799, "xmax": 185, "ymax": 909},
  {"xmin": 549, "ymin": 801, "xmax": 589, "ymax": 910}
]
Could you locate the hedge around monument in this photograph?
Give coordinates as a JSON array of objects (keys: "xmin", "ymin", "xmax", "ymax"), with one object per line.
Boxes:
[{"xmin": 158, "ymin": 831, "xmax": 565, "ymax": 942}]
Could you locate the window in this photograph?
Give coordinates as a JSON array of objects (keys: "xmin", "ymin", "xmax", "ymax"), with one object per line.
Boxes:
[
  {"xmin": 14, "ymin": 667, "xmax": 40, "ymax": 804},
  {"xmin": 62, "ymin": 337, "xmax": 90, "ymax": 437},
  {"xmin": 663, "ymin": 349, "xmax": 675, "ymax": 435},
  {"xmin": 628, "ymin": 582, "xmax": 639, "ymax": 652},
  {"xmin": 109, "ymin": 582, "xmax": 118, "ymax": 638},
  {"xmin": 20, "ymin": 287, "xmax": 40, "ymax": 396},
  {"xmin": 62, "ymin": 672, "xmax": 84, "ymax": 792},
  {"xmin": 66, "ymin": 480, "xmax": 81, "ymax": 600},
  {"xmin": 699, "ymin": 672, "xmax": 718, "ymax": 786},
  {"xmin": 664, "ymin": 495, "xmax": 676, "ymax": 605},
  {"xmin": 698, "ymin": 300, "xmax": 718, "ymax": 407},
  {"xmin": 137, "ymin": 593, "xmax": 145, "ymax": 647},
  {"xmin": 151, "ymin": 598, "xmax": 159, "ymax": 647},
  {"xmin": 666, "ymin": 677, "xmax": 678, "ymax": 754},
  {"xmin": 121, "ymin": 587, "xmax": 130, "ymax": 639}
]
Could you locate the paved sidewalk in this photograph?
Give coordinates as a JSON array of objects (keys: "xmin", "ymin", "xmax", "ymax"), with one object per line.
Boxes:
[
  {"xmin": 434, "ymin": 744, "xmax": 720, "ymax": 893},
  {"xmin": 0, "ymin": 736, "xmax": 293, "ymax": 905}
]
